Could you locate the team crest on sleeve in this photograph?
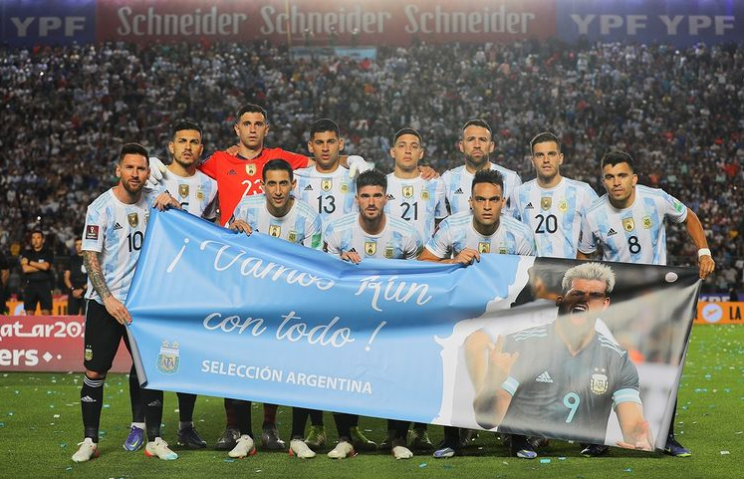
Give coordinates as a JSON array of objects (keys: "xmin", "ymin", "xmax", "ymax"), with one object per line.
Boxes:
[
  {"xmin": 269, "ymin": 225, "xmax": 282, "ymax": 237},
  {"xmin": 321, "ymin": 179, "xmax": 333, "ymax": 191},
  {"xmin": 246, "ymin": 163, "xmax": 257, "ymax": 176},
  {"xmin": 402, "ymin": 185, "xmax": 414, "ymax": 198},
  {"xmin": 128, "ymin": 212, "xmax": 139, "ymax": 228},
  {"xmin": 622, "ymin": 217, "xmax": 635, "ymax": 232},
  {"xmin": 558, "ymin": 200, "xmax": 568, "ymax": 213},
  {"xmin": 178, "ymin": 184, "xmax": 189, "ymax": 199},
  {"xmin": 590, "ymin": 368, "xmax": 608, "ymax": 395},
  {"xmin": 421, "ymin": 189, "xmax": 430, "ymax": 200},
  {"xmin": 541, "ymin": 197, "xmax": 552, "ymax": 211},
  {"xmin": 364, "ymin": 241, "xmax": 377, "ymax": 256},
  {"xmin": 85, "ymin": 225, "xmax": 99, "ymax": 240},
  {"xmin": 642, "ymin": 216, "xmax": 653, "ymax": 229},
  {"xmin": 157, "ymin": 340, "xmax": 180, "ymax": 374},
  {"xmin": 478, "ymin": 242, "xmax": 490, "ymax": 253}
]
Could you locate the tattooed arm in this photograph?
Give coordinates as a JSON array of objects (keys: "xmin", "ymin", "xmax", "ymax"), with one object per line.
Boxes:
[{"xmin": 83, "ymin": 250, "xmax": 131, "ymax": 324}]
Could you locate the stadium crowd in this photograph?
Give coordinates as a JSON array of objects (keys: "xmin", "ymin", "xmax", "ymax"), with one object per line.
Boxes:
[{"xmin": 1, "ymin": 37, "xmax": 743, "ymax": 300}]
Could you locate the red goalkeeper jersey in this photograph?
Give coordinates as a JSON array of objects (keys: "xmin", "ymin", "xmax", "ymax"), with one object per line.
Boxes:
[{"xmin": 199, "ymin": 147, "xmax": 309, "ymax": 224}]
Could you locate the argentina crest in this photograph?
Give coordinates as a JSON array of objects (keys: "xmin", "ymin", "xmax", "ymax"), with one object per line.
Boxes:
[
  {"xmin": 157, "ymin": 340, "xmax": 180, "ymax": 375},
  {"xmin": 590, "ymin": 369, "xmax": 608, "ymax": 395}
]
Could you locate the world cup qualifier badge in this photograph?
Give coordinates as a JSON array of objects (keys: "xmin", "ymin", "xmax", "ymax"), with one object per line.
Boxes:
[{"xmin": 157, "ymin": 340, "xmax": 180, "ymax": 374}]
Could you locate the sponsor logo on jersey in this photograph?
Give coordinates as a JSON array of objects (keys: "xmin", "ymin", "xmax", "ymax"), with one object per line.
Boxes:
[
  {"xmin": 454, "ymin": 188, "xmax": 464, "ymax": 195},
  {"xmin": 559, "ymin": 200, "xmax": 568, "ymax": 213},
  {"xmin": 321, "ymin": 179, "xmax": 333, "ymax": 192},
  {"xmin": 525, "ymin": 202, "xmax": 534, "ymax": 210},
  {"xmin": 364, "ymin": 241, "xmax": 377, "ymax": 256},
  {"xmin": 384, "ymin": 244, "xmax": 394, "ymax": 259},
  {"xmin": 535, "ymin": 371, "xmax": 553, "ymax": 383},
  {"xmin": 590, "ymin": 370, "xmax": 608, "ymax": 395},
  {"xmin": 607, "ymin": 228, "xmax": 618, "ymax": 236},
  {"xmin": 642, "ymin": 216, "xmax": 652, "ymax": 229},
  {"xmin": 402, "ymin": 185, "xmax": 414, "ymax": 198},
  {"xmin": 128, "ymin": 212, "xmax": 139, "ymax": 228},
  {"xmin": 340, "ymin": 182, "xmax": 349, "ymax": 194},
  {"xmin": 178, "ymin": 184, "xmax": 189, "ymax": 198},
  {"xmin": 246, "ymin": 164, "xmax": 257, "ymax": 176},
  {"xmin": 478, "ymin": 242, "xmax": 490, "ymax": 253},
  {"xmin": 541, "ymin": 197, "xmax": 552, "ymax": 211},
  {"xmin": 622, "ymin": 217, "xmax": 635, "ymax": 232},
  {"xmin": 421, "ymin": 189, "xmax": 430, "ymax": 200},
  {"xmin": 157, "ymin": 340, "xmax": 180, "ymax": 375},
  {"xmin": 85, "ymin": 225, "xmax": 100, "ymax": 240},
  {"xmin": 269, "ymin": 225, "xmax": 282, "ymax": 237}
]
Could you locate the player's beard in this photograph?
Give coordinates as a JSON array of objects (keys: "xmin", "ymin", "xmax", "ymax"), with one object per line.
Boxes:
[
  {"xmin": 466, "ymin": 152, "xmax": 489, "ymax": 169},
  {"xmin": 122, "ymin": 178, "xmax": 145, "ymax": 195}
]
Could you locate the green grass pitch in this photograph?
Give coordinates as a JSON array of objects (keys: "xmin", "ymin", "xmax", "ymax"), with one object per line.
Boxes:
[{"xmin": 0, "ymin": 325, "xmax": 741, "ymax": 479}]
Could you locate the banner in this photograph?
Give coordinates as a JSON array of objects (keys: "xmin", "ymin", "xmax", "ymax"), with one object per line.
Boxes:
[
  {"xmin": 695, "ymin": 301, "xmax": 744, "ymax": 325},
  {"xmin": 0, "ymin": 315, "xmax": 131, "ymax": 372},
  {"xmin": 127, "ymin": 208, "xmax": 700, "ymax": 451}
]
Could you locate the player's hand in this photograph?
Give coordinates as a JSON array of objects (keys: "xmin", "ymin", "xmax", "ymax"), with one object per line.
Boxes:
[
  {"xmin": 225, "ymin": 144, "xmax": 240, "ymax": 156},
  {"xmin": 340, "ymin": 249, "xmax": 362, "ymax": 264},
  {"xmin": 146, "ymin": 156, "xmax": 167, "ymax": 189},
  {"xmin": 230, "ymin": 220, "xmax": 253, "ymax": 236},
  {"xmin": 72, "ymin": 288, "xmax": 83, "ymax": 299},
  {"xmin": 453, "ymin": 248, "xmax": 480, "ymax": 265},
  {"xmin": 347, "ymin": 155, "xmax": 373, "ymax": 178},
  {"xmin": 103, "ymin": 296, "xmax": 131, "ymax": 325},
  {"xmin": 153, "ymin": 192, "xmax": 180, "ymax": 211},
  {"xmin": 485, "ymin": 336, "xmax": 519, "ymax": 389},
  {"xmin": 418, "ymin": 165, "xmax": 440, "ymax": 180},
  {"xmin": 698, "ymin": 254, "xmax": 715, "ymax": 280},
  {"xmin": 20, "ymin": 257, "xmax": 29, "ymax": 266},
  {"xmin": 616, "ymin": 420, "xmax": 654, "ymax": 451}
]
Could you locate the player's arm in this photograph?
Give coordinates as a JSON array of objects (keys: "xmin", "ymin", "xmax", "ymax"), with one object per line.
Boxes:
[
  {"xmin": 472, "ymin": 336, "xmax": 519, "ymax": 429},
  {"xmin": 577, "ymin": 251, "xmax": 595, "ymax": 260},
  {"xmin": 229, "ymin": 219, "xmax": 253, "ymax": 236},
  {"xmin": 683, "ymin": 209, "xmax": 715, "ymax": 279},
  {"xmin": 83, "ymin": 250, "xmax": 131, "ymax": 325},
  {"xmin": 1, "ymin": 266, "xmax": 9, "ymax": 288},
  {"xmin": 615, "ymin": 401, "xmax": 654, "ymax": 451},
  {"xmin": 64, "ymin": 269, "xmax": 73, "ymax": 290},
  {"xmin": 419, "ymin": 247, "xmax": 480, "ymax": 265}
]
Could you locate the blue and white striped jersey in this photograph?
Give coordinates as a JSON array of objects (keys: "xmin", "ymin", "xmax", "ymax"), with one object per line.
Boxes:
[
  {"xmin": 384, "ymin": 173, "xmax": 447, "ymax": 242},
  {"xmin": 150, "ymin": 169, "xmax": 218, "ymax": 220},
  {"xmin": 324, "ymin": 213, "xmax": 423, "ymax": 260},
  {"xmin": 294, "ymin": 166, "xmax": 357, "ymax": 230},
  {"xmin": 514, "ymin": 177, "xmax": 598, "ymax": 258},
  {"xmin": 425, "ymin": 211, "xmax": 536, "ymax": 258},
  {"xmin": 442, "ymin": 163, "xmax": 522, "ymax": 217},
  {"xmin": 82, "ymin": 189, "xmax": 155, "ymax": 304},
  {"xmin": 232, "ymin": 195, "xmax": 323, "ymax": 250},
  {"xmin": 578, "ymin": 185, "xmax": 687, "ymax": 265}
]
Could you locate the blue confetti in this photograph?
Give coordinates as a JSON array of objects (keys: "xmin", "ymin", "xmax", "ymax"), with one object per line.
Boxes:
[
  {"xmin": 419, "ymin": 463, "xmax": 428, "ymax": 468},
  {"xmin": 624, "ymin": 468, "xmax": 632, "ymax": 472},
  {"xmin": 540, "ymin": 459, "xmax": 551, "ymax": 464},
  {"xmin": 224, "ymin": 459, "xmax": 235, "ymax": 463}
]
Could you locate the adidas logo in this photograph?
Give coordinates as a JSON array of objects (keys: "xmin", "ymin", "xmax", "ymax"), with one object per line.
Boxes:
[
  {"xmin": 228, "ymin": 169, "xmax": 237, "ymax": 176},
  {"xmin": 387, "ymin": 194, "xmax": 395, "ymax": 200},
  {"xmin": 535, "ymin": 371, "xmax": 553, "ymax": 383},
  {"xmin": 304, "ymin": 185, "xmax": 313, "ymax": 191},
  {"xmin": 607, "ymin": 228, "xmax": 618, "ymax": 237},
  {"xmin": 81, "ymin": 396, "xmax": 97, "ymax": 403},
  {"xmin": 454, "ymin": 188, "xmax": 464, "ymax": 195},
  {"xmin": 525, "ymin": 202, "xmax": 534, "ymax": 209},
  {"xmin": 113, "ymin": 222, "xmax": 123, "ymax": 230}
]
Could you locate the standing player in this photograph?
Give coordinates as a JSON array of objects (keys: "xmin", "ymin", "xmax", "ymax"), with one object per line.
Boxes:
[
  {"xmin": 20, "ymin": 230, "xmax": 54, "ymax": 316},
  {"xmin": 225, "ymin": 159, "xmax": 323, "ymax": 459},
  {"xmin": 419, "ymin": 169, "xmax": 536, "ymax": 459},
  {"xmin": 385, "ymin": 128, "xmax": 447, "ymax": 243},
  {"xmin": 71, "ymin": 143, "xmax": 180, "ymax": 463},
  {"xmin": 124, "ymin": 121, "xmax": 218, "ymax": 453},
  {"xmin": 442, "ymin": 120, "xmax": 522, "ymax": 217},
  {"xmin": 324, "ymin": 169, "xmax": 423, "ymax": 460},
  {"xmin": 578, "ymin": 150, "xmax": 715, "ymax": 457},
  {"xmin": 64, "ymin": 238, "xmax": 87, "ymax": 315}
]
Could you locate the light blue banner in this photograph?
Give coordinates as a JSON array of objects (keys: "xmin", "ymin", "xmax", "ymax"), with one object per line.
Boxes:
[{"xmin": 127, "ymin": 208, "xmax": 700, "ymax": 449}]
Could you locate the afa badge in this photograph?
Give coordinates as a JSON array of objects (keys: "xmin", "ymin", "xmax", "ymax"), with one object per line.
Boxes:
[
  {"xmin": 384, "ymin": 245, "xmax": 394, "ymax": 259},
  {"xmin": 642, "ymin": 216, "xmax": 653, "ymax": 229},
  {"xmin": 590, "ymin": 370, "xmax": 608, "ymax": 395},
  {"xmin": 84, "ymin": 347, "xmax": 93, "ymax": 362},
  {"xmin": 288, "ymin": 231, "xmax": 297, "ymax": 243},
  {"xmin": 558, "ymin": 200, "xmax": 568, "ymax": 213},
  {"xmin": 157, "ymin": 341, "xmax": 180, "ymax": 375},
  {"xmin": 622, "ymin": 217, "xmax": 635, "ymax": 232},
  {"xmin": 340, "ymin": 182, "xmax": 349, "ymax": 194},
  {"xmin": 421, "ymin": 190, "xmax": 430, "ymax": 200}
]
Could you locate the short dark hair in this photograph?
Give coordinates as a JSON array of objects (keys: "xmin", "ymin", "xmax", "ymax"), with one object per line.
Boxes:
[
  {"xmin": 310, "ymin": 118, "xmax": 340, "ymax": 138},
  {"xmin": 119, "ymin": 143, "xmax": 149, "ymax": 162},
  {"xmin": 530, "ymin": 131, "xmax": 561, "ymax": 153},
  {"xmin": 393, "ymin": 127, "xmax": 422, "ymax": 144},
  {"xmin": 237, "ymin": 103, "xmax": 268, "ymax": 123},
  {"xmin": 601, "ymin": 150, "xmax": 635, "ymax": 172},
  {"xmin": 31, "ymin": 229, "xmax": 44, "ymax": 238},
  {"xmin": 356, "ymin": 169, "xmax": 387, "ymax": 192},
  {"xmin": 472, "ymin": 169, "xmax": 504, "ymax": 192},
  {"xmin": 173, "ymin": 120, "xmax": 202, "ymax": 137},
  {"xmin": 262, "ymin": 159, "xmax": 293, "ymax": 182},
  {"xmin": 462, "ymin": 119, "xmax": 492, "ymax": 138}
]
